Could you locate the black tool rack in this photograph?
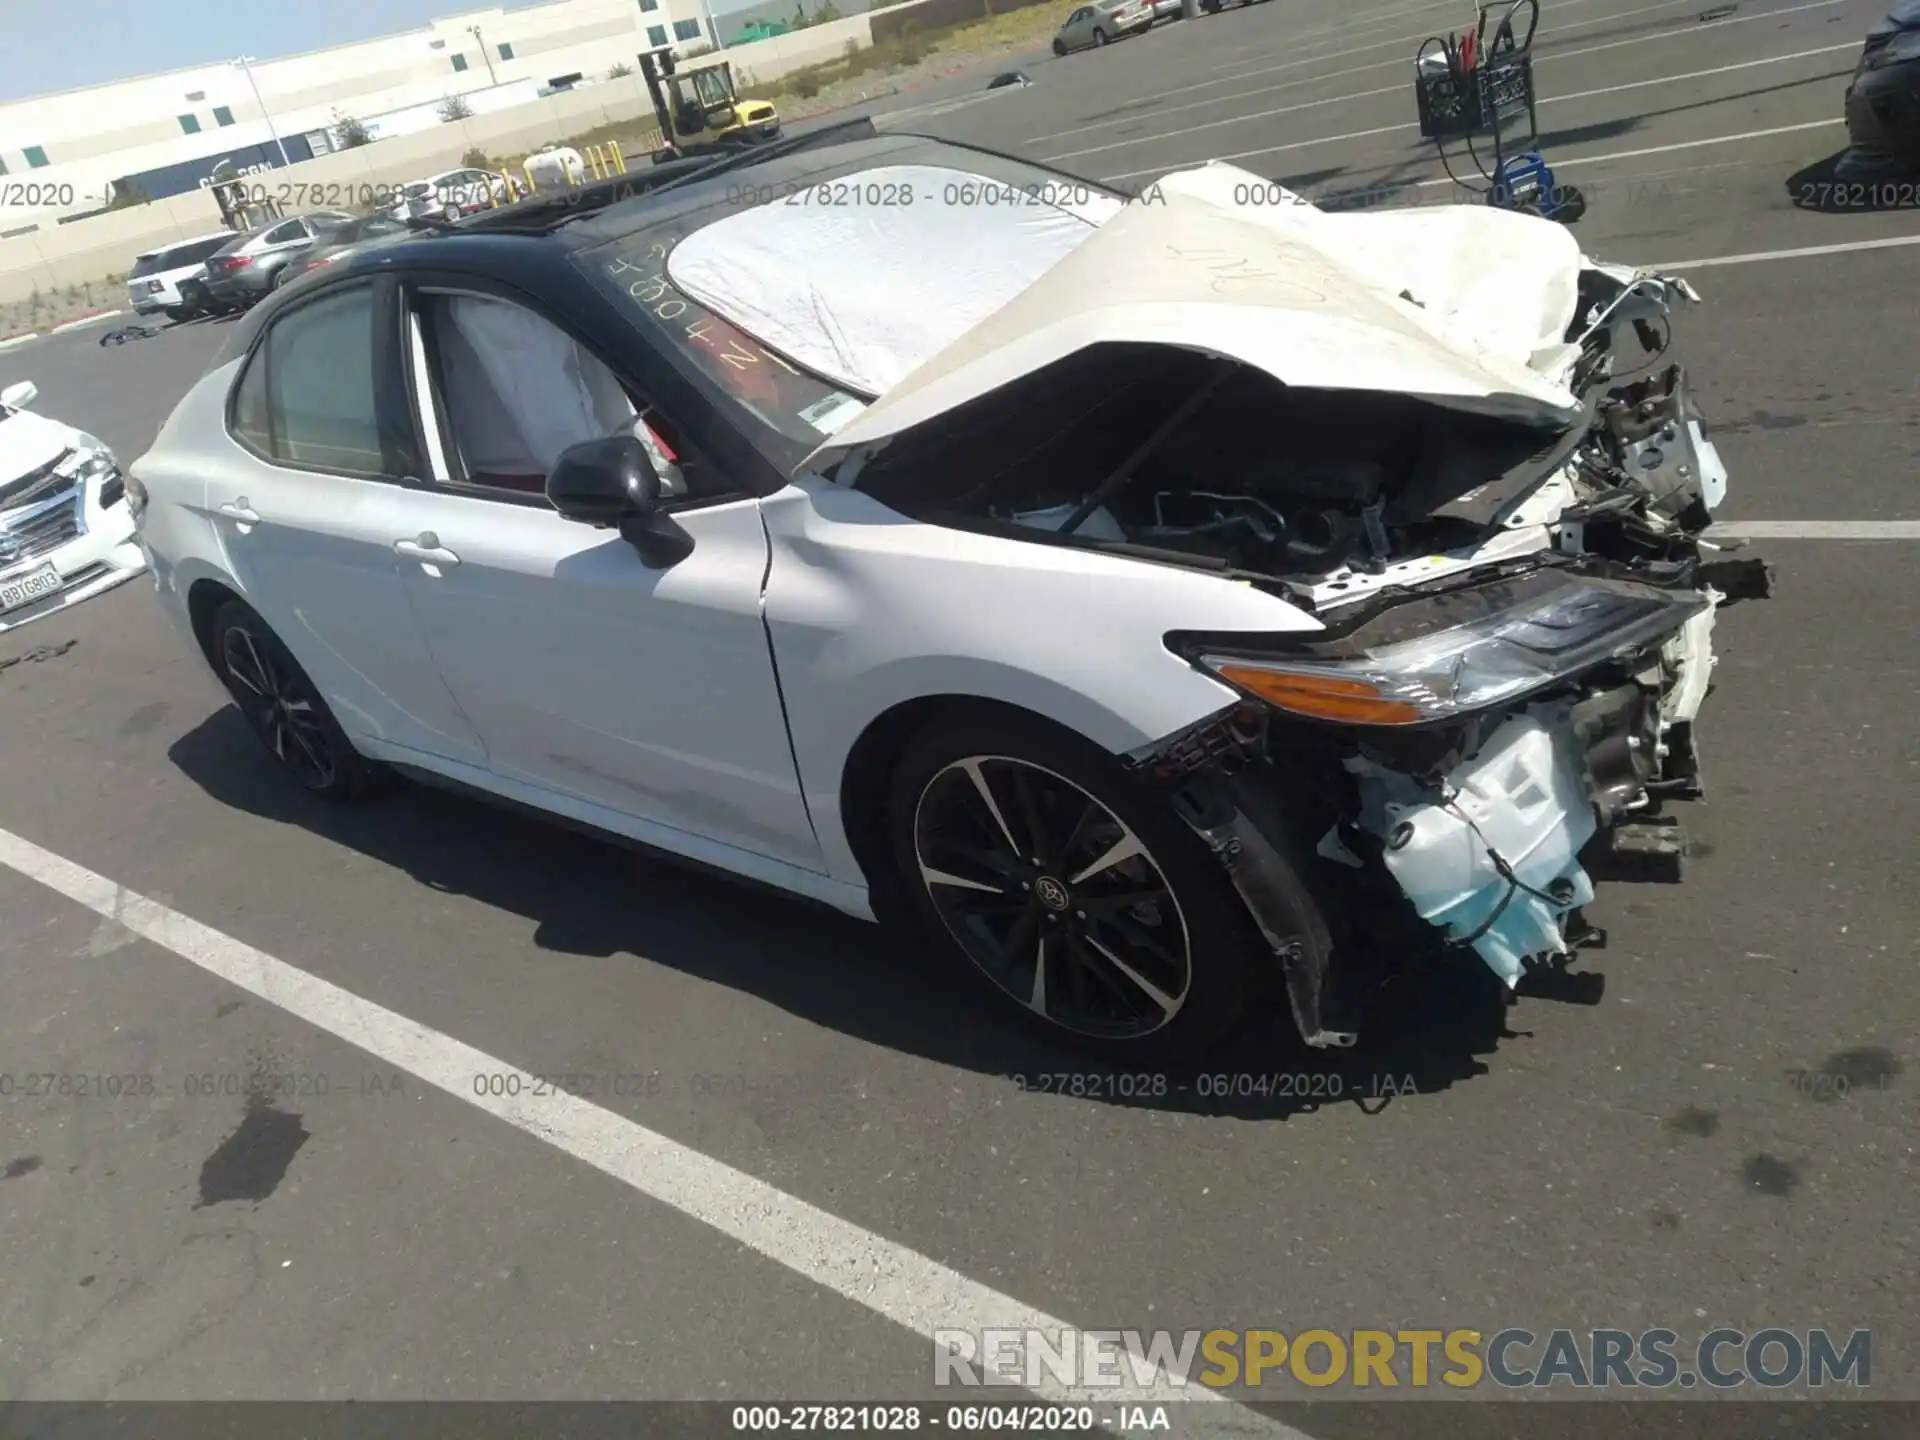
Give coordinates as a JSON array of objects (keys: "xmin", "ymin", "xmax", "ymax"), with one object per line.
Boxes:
[{"xmin": 1415, "ymin": 0, "xmax": 1541, "ymax": 144}]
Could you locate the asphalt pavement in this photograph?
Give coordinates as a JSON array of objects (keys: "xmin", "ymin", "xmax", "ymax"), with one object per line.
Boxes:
[{"xmin": 1, "ymin": 0, "xmax": 1916, "ymax": 1430}]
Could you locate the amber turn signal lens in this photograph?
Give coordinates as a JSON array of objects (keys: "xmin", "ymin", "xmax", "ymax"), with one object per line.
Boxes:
[{"xmin": 1213, "ymin": 664, "xmax": 1428, "ymax": 726}]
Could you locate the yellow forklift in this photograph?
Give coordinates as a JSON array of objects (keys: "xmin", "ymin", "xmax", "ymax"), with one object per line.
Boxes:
[{"xmin": 638, "ymin": 48, "xmax": 781, "ymax": 163}]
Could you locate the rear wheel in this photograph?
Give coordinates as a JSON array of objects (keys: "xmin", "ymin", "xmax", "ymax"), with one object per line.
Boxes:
[
  {"xmin": 888, "ymin": 712, "xmax": 1265, "ymax": 1064},
  {"xmin": 209, "ymin": 598, "xmax": 385, "ymax": 801},
  {"xmin": 1053, "ymin": 37, "xmax": 1068, "ymax": 54},
  {"xmin": 1093, "ymin": 25, "xmax": 1110, "ymax": 43}
]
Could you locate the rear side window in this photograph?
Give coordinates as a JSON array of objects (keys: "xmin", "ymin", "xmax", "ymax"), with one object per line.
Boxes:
[
  {"xmin": 231, "ymin": 286, "xmax": 384, "ymax": 474},
  {"xmin": 165, "ymin": 236, "xmax": 232, "ymax": 269}
]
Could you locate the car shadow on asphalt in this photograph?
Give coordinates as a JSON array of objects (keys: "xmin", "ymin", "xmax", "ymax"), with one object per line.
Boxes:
[
  {"xmin": 1786, "ymin": 151, "xmax": 1920, "ymax": 212},
  {"xmin": 169, "ymin": 706, "xmax": 1587, "ymax": 1122}
]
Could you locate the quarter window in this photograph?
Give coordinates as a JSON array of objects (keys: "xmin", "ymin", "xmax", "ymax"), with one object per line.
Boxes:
[{"xmin": 233, "ymin": 286, "xmax": 384, "ymax": 474}]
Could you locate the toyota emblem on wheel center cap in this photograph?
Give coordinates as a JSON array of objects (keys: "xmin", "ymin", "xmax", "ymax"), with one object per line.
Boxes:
[{"xmin": 1033, "ymin": 875, "xmax": 1071, "ymax": 912}]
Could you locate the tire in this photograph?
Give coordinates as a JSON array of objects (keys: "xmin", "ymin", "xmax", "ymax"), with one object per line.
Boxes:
[
  {"xmin": 1053, "ymin": 37, "xmax": 1068, "ymax": 54},
  {"xmin": 209, "ymin": 598, "xmax": 386, "ymax": 801},
  {"xmin": 165, "ymin": 306, "xmax": 192, "ymax": 323},
  {"xmin": 1093, "ymin": 26, "xmax": 1110, "ymax": 44},
  {"xmin": 887, "ymin": 710, "xmax": 1268, "ymax": 1065}
]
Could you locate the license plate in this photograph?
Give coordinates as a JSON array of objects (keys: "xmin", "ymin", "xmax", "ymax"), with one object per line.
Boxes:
[
  {"xmin": 144, "ymin": 279, "xmax": 164, "ymax": 295},
  {"xmin": 0, "ymin": 562, "xmax": 62, "ymax": 613}
]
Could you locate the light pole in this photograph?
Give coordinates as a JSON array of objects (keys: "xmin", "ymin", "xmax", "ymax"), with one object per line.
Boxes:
[
  {"xmin": 232, "ymin": 57, "xmax": 291, "ymax": 169},
  {"xmin": 469, "ymin": 25, "xmax": 499, "ymax": 85}
]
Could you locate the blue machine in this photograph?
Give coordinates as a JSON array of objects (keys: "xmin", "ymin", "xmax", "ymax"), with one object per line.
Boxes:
[{"xmin": 1414, "ymin": 0, "xmax": 1586, "ymax": 222}]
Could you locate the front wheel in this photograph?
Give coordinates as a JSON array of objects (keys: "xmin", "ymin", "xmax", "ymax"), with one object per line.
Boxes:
[
  {"xmin": 210, "ymin": 598, "xmax": 385, "ymax": 801},
  {"xmin": 1053, "ymin": 37, "xmax": 1068, "ymax": 54},
  {"xmin": 888, "ymin": 712, "xmax": 1267, "ymax": 1064}
]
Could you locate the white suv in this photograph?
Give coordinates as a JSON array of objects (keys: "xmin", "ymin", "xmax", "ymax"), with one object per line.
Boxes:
[
  {"xmin": 125, "ymin": 232, "xmax": 238, "ymax": 322},
  {"xmin": 0, "ymin": 381, "xmax": 146, "ymax": 632}
]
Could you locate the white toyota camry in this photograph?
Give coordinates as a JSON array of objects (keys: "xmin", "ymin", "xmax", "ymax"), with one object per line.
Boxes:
[{"xmin": 129, "ymin": 127, "xmax": 1772, "ymax": 1062}]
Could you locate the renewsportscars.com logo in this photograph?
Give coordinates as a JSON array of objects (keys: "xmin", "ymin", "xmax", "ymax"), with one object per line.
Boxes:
[{"xmin": 933, "ymin": 1327, "xmax": 1872, "ymax": 1391}]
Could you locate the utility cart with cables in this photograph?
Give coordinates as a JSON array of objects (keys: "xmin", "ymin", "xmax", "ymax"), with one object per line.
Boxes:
[{"xmin": 1415, "ymin": 0, "xmax": 1585, "ymax": 221}]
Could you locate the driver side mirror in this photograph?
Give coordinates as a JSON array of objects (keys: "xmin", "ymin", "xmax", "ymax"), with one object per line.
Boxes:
[
  {"xmin": 546, "ymin": 435, "xmax": 694, "ymax": 568},
  {"xmin": 1, "ymin": 381, "xmax": 37, "ymax": 411}
]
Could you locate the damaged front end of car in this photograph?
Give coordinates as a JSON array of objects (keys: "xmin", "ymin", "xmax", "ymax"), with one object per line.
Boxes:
[{"xmin": 803, "ymin": 165, "xmax": 1774, "ymax": 1044}]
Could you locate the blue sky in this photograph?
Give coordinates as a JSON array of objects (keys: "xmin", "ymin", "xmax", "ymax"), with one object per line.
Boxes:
[{"xmin": 0, "ymin": 0, "xmax": 755, "ymax": 102}]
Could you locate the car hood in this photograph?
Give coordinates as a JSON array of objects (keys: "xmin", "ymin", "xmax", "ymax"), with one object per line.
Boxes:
[
  {"xmin": 803, "ymin": 162, "xmax": 1597, "ymax": 470},
  {"xmin": 0, "ymin": 408, "xmax": 77, "ymax": 489}
]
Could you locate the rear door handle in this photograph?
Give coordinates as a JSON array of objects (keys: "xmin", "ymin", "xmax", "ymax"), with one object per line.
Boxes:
[
  {"xmin": 218, "ymin": 499, "xmax": 261, "ymax": 524},
  {"xmin": 394, "ymin": 533, "xmax": 461, "ymax": 568}
]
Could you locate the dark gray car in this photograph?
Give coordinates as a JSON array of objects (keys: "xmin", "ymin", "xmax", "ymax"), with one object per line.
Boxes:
[
  {"xmin": 276, "ymin": 213, "xmax": 414, "ymax": 287},
  {"xmin": 201, "ymin": 211, "xmax": 357, "ymax": 310}
]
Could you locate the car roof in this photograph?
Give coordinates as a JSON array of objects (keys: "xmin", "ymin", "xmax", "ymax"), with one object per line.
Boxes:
[{"xmin": 239, "ymin": 131, "xmax": 1123, "ymax": 330}]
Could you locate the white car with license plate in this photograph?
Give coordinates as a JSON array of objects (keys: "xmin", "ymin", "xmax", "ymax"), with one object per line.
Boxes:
[
  {"xmin": 128, "ymin": 130, "xmax": 1770, "ymax": 1063},
  {"xmin": 0, "ymin": 381, "xmax": 146, "ymax": 633}
]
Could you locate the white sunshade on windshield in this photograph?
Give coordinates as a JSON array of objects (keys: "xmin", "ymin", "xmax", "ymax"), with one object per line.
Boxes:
[{"xmin": 665, "ymin": 164, "xmax": 1125, "ymax": 398}]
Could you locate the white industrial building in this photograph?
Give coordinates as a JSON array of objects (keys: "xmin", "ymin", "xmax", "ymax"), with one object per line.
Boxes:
[{"xmin": 0, "ymin": 0, "xmax": 717, "ymax": 225}]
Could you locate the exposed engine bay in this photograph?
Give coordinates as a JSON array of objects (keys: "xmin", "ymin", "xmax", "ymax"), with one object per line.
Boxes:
[{"xmin": 846, "ymin": 256, "xmax": 1774, "ymax": 1047}]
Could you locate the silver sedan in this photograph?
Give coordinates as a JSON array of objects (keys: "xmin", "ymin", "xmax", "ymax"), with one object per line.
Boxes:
[{"xmin": 1052, "ymin": 0, "xmax": 1157, "ymax": 53}]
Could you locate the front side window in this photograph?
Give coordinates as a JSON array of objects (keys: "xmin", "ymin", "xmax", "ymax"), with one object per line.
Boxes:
[
  {"xmin": 416, "ymin": 292, "xmax": 693, "ymax": 501},
  {"xmin": 232, "ymin": 286, "xmax": 383, "ymax": 474},
  {"xmin": 692, "ymin": 68, "xmax": 731, "ymax": 107}
]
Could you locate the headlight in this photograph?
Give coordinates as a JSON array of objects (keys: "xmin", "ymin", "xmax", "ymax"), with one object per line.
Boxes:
[{"xmin": 1190, "ymin": 575, "xmax": 1707, "ymax": 727}]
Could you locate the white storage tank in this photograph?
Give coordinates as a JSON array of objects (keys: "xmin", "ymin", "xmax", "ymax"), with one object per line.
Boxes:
[{"xmin": 524, "ymin": 146, "xmax": 588, "ymax": 191}]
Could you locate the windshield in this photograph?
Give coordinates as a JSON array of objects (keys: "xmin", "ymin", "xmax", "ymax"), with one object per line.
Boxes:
[
  {"xmin": 578, "ymin": 227, "xmax": 865, "ymax": 474},
  {"xmin": 404, "ymin": 182, "xmax": 433, "ymax": 198}
]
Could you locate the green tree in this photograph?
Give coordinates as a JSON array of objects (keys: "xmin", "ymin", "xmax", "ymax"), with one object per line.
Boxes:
[
  {"xmin": 607, "ymin": 61, "xmax": 634, "ymax": 78},
  {"xmin": 333, "ymin": 114, "xmax": 374, "ymax": 148},
  {"xmin": 437, "ymin": 94, "xmax": 475, "ymax": 122}
]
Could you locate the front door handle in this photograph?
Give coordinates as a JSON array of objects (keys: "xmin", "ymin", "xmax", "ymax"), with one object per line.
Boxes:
[
  {"xmin": 394, "ymin": 533, "xmax": 461, "ymax": 568},
  {"xmin": 218, "ymin": 498, "xmax": 261, "ymax": 524}
]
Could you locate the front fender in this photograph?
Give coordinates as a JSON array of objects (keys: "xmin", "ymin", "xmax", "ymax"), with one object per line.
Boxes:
[{"xmin": 759, "ymin": 480, "xmax": 1322, "ymax": 882}]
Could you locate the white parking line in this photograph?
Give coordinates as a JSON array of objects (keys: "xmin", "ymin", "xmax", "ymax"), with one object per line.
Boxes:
[
  {"xmin": 1040, "ymin": 0, "xmax": 1850, "ymax": 146},
  {"xmin": 1644, "ymin": 233, "xmax": 1920, "ymax": 269},
  {"xmin": 0, "ymin": 822, "xmax": 1302, "ymax": 1432},
  {"xmin": 1103, "ymin": 114, "xmax": 1842, "ymax": 182},
  {"xmin": 1051, "ymin": 37, "xmax": 1857, "ymax": 163},
  {"xmin": 1706, "ymin": 521, "xmax": 1920, "ymax": 538},
  {"xmin": 1032, "ymin": 0, "xmax": 1741, "ymax": 145}
]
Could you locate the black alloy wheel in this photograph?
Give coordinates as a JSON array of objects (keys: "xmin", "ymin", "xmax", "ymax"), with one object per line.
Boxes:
[
  {"xmin": 891, "ymin": 713, "xmax": 1272, "ymax": 1062},
  {"xmin": 210, "ymin": 598, "xmax": 382, "ymax": 800}
]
